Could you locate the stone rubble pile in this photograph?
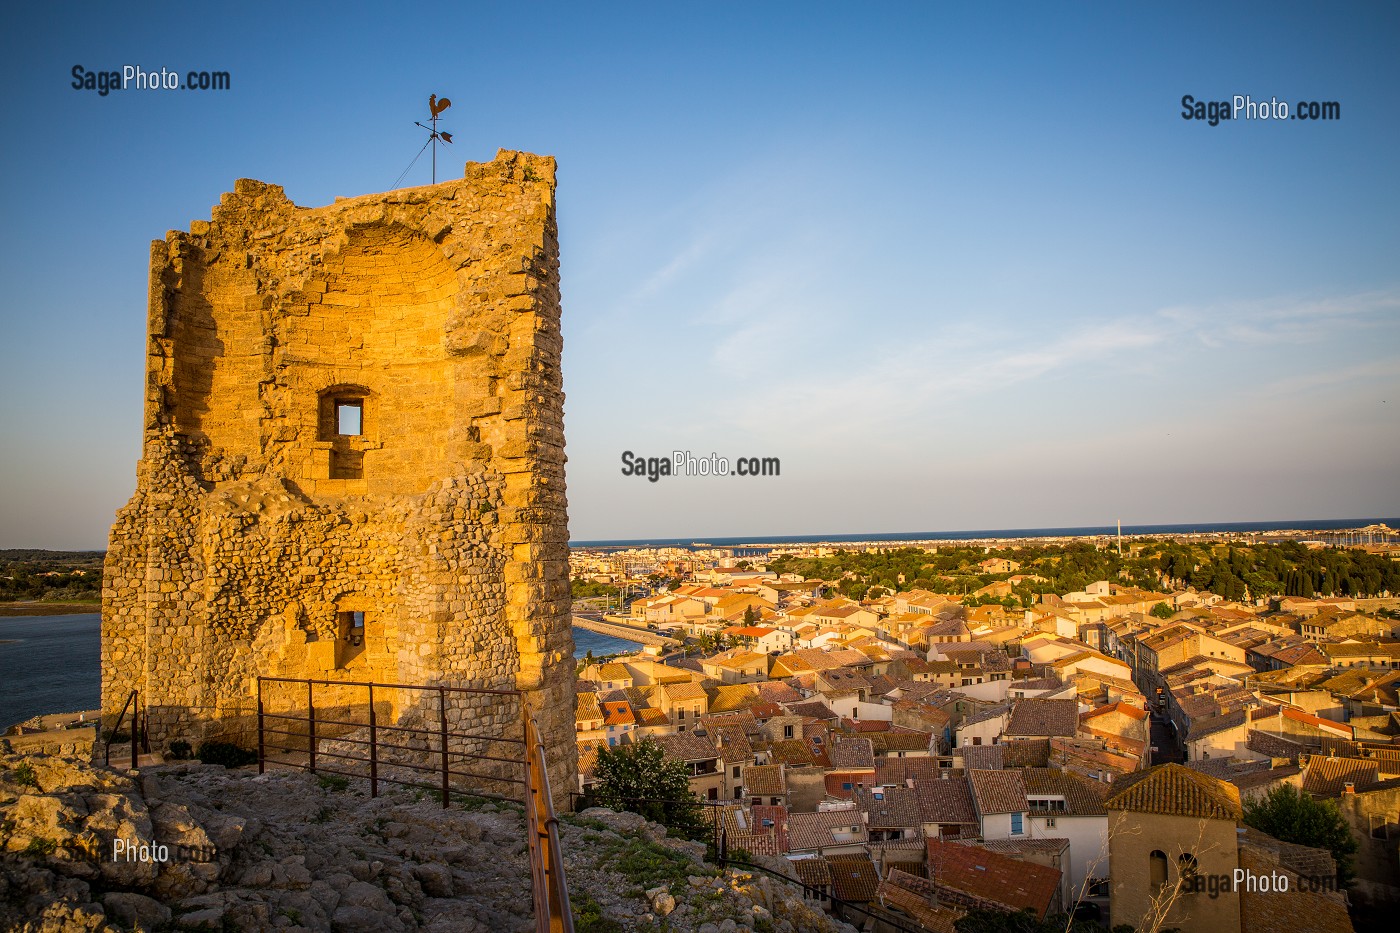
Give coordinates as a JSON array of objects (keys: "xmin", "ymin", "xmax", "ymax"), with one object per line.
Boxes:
[{"xmin": 1, "ymin": 751, "xmax": 854, "ymax": 933}]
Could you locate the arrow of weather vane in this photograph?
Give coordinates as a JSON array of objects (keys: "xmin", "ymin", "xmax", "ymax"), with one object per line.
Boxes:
[{"xmin": 395, "ymin": 93, "xmax": 454, "ymax": 188}]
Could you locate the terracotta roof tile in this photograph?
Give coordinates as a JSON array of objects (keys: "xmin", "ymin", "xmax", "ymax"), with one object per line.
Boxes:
[
  {"xmin": 1002, "ymin": 738, "xmax": 1052, "ymax": 768},
  {"xmin": 1008, "ymin": 697, "xmax": 1080, "ymax": 739},
  {"xmin": 743, "ymin": 764, "xmax": 787, "ymax": 797},
  {"xmin": 766, "ymin": 739, "xmax": 816, "ymax": 767},
  {"xmin": 853, "ymin": 786, "xmax": 922, "ymax": 830},
  {"xmin": 969, "ymin": 769, "xmax": 1029, "ymax": 815},
  {"xmin": 575, "ymin": 692, "xmax": 602, "ymax": 722},
  {"xmin": 958, "ymin": 744, "xmax": 1004, "ymax": 771},
  {"xmin": 876, "ymin": 869, "xmax": 965, "ymax": 933},
  {"xmin": 791, "ymin": 856, "xmax": 832, "ymax": 887},
  {"xmin": 786, "ymin": 810, "xmax": 869, "ymax": 851},
  {"xmin": 652, "ymin": 733, "xmax": 719, "ymax": 763},
  {"xmin": 829, "ymin": 736, "xmax": 876, "ymax": 770},
  {"xmin": 826, "ymin": 854, "xmax": 882, "ymax": 903},
  {"xmin": 1020, "ymin": 767, "xmax": 1109, "ymax": 815},
  {"xmin": 1302, "ymin": 756, "xmax": 1380, "ymax": 797},
  {"xmin": 1105, "ymin": 763, "xmax": 1242, "ymax": 820},
  {"xmin": 915, "ymin": 774, "xmax": 980, "ymax": 826},
  {"xmin": 875, "ymin": 757, "xmax": 944, "ymax": 787},
  {"xmin": 1238, "ymin": 846, "xmax": 1355, "ymax": 933},
  {"xmin": 661, "ymin": 681, "xmax": 708, "ymax": 701},
  {"xmin": 926, "ymin": 840, "xmax": 1060, "ymax": 917}
]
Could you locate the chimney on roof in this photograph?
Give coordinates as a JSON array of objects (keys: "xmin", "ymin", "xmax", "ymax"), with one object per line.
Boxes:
[{"xmin": 1343, "ymin": 782, "xmax": 1355, "ymax": 795}]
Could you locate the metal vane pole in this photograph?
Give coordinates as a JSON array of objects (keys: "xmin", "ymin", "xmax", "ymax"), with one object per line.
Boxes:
[{"xmin": 419, "ymin": 93, "xmax": 453, "ymax": 184}]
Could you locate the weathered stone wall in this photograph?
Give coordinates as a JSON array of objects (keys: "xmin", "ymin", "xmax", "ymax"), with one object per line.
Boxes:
[{"xmin": 102, "ymin": 150, "xmax": 575, "ymax": 803}]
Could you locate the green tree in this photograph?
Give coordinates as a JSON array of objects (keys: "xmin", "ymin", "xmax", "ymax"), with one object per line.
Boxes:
[
  {"xmin": 1242, "ymin": 784, "xmax": 1358, "ymax": 885},
  {"xmin": 1150, "ymin": 601, "xmax": 1175, "ymax": 620},
  {"xmin": 742, "ymin": 604, "xmax": 758, "ymax": 624},
  {"xmin": 586, "ymin": 738, "xmax": 708, "ymax": 841}
]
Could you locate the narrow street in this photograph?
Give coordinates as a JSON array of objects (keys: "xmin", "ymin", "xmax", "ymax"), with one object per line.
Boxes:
[{"xmin": 1149, "ymin": 713, "xmax": 1186, "ymax": 765}]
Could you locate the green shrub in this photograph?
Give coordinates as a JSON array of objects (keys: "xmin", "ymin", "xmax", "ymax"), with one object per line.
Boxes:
[
  {"xmin": 571, "ymin": 891, "xmax": 621, "ymax": 933},
  {"xmin": 317, "ymin": 774, "xmax": 349, "ymax": 792},
  {"xmin": 12, "ymin": 762, "xmax": 39, "ymax": 788},
  {"xmin": 24, "ymin": 837, "xmax": 56, "ymax": 857},
  {"xmin": 195, "ymin": 741, "xmax": 258, "ymax": 768},
  {"xmin": 168, "ymin": 740, "xmax": 193, "ymax": 760}
]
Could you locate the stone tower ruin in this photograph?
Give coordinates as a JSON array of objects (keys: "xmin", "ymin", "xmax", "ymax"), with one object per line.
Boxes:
[{"xmin": 102, "ymin": 150, "xmax": 575, "ymax": 797}]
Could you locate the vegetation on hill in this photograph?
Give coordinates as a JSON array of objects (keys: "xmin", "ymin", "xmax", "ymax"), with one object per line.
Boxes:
[
  {"xmin": 581, "ymin": 738, "xmax": 709, "ymax": 842},
  {"xmin": 767, "ymin": 540, "xmax": 1398, "ymax": 604},
  {"xmin": 571, "ymin": 578, "xmax": 622, "ymax": 601},
  {"xmin": 0, "ymin": 550, "xmax": 104, "ymax": 603}
]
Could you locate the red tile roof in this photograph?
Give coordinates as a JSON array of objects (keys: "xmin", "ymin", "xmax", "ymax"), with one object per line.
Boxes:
[
  {"xmin": 826, "ymin": 854, "xmax": 882, "ymax": 903},
  {"xmin": 968, "ymin": 769, "xmax": 1029, "ymax": 815},
  {"xmin": 925, "ymin": 840, "xmax": 1061, "ymax": 918},
  {"xmin": 1302, "ymin": 756, "xmax": 1380, "ymax": 797}
]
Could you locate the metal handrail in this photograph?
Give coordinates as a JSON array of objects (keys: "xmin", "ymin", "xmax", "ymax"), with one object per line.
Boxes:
[
  {"xmin": 102, "ymin": 689, "xmax": 149, "ymax": 770},
  {"xmin": 256, "ymin": 676, "xmax": 573, "ymax": 933},
  {"xmin": 525, "ymin": 712, "xmax": 574, "ymax": 933}
]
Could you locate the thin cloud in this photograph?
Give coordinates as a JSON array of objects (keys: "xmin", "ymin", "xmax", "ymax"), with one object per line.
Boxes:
[{"xmin": 1157, "ymin": 288, "xmax": 1400, "ymax": 347}]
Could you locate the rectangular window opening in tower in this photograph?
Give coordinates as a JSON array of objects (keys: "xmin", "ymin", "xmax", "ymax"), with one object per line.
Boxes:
[{"xmin": 337, "ymin": 401, "xmax": 363, "ymax": 436}]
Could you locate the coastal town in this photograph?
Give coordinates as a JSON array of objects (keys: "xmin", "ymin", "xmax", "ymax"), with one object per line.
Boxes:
[{"xmin": 570, "ymin": 531, "xmax": 1400, "ymax": 931}]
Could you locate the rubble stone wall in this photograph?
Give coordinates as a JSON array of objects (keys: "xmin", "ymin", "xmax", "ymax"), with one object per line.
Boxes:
[{"xmin": 102, "ymin": 150, "xmax": 575, "ymax": 803}]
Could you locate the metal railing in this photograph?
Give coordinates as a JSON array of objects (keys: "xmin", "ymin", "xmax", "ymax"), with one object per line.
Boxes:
[
  {"xmin": 526, "ymin": 714, "xmax": 575, "ymax": 933},
  {"xmin": 102, "ymin": 689, "xmax": 150, "ymax": 770},
  {"xmin": 256, "ymin": 676, "xmax": 572, "ymax": 933}
]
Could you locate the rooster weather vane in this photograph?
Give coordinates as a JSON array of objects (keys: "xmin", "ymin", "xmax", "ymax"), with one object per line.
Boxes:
[{"xmin": 394, "ymin": 93, "xmax": 454, "ymax": 188}]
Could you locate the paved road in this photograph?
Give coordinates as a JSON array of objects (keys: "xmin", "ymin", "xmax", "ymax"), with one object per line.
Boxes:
[{"xmin": 1150, "ymin": 714, "xmax": 1186, "ymax": 764}]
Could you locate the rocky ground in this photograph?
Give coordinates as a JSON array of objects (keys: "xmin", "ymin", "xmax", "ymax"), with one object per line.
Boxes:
[{"xmin": 0, "ymin": 749, "xmax": 853, "ymax": 933}]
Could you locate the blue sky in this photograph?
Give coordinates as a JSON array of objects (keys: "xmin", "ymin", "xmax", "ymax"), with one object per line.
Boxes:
[{"xmin": 1, "ymin": 2, "xmax": 1397, "ymax": 548}]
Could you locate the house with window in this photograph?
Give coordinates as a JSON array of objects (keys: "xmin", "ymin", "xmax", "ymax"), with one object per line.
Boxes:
[
  {"xmin": 955, "ymin": 703, "xmax": 1010, "ymax": 748},
  {"xmin": 785, "ymin": 810, "xmax": 869, "ymax": 857},
  {"xmin": 721, "ymin": 624, "xmax": 791, "ymax": 654},
  {"xmin": 656, "ymin": 680, "xmax": 709, "ymax": 732},
  {"xmin": 575, "ymin": 691, "xmax": 605, "ymax": 743},
  {"xmin": 743, "ymin": 763, "xmax": 788, "ymax": 807},
  {"xmin": 583, "ymin": 661, "xmax": 633, "ymax": 693},
  {"xmin": 823, "ymin": 735, "xmax": 876, "ymax": 800},
  {"xmin": 853, "ymin": 786, "xmax": 922, "ymax": 842},
  {"xmin": 968, "ymin": 768, "xmax": 1030, "ymax": 840},
  {"xmin": 1021, "ymin": 767, "xmax": 1110, "ymax": 911},
  {"xmin": 653, "ymin": 733, "xmax": 725, "ymax": 801},
  {"xmin": 914, "ymin": 772, "xmax": 980, "ymax": 839},
  {"xmin": 600, "ymin": 700, "xmax": 635, "ymax": 747},
  {"xmin": 700, "ymin": 648, "xmax": 769, "ymax": 684}
]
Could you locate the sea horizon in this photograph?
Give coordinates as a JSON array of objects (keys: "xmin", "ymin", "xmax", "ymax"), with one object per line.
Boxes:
[{"xmin": 569, "ymin": 516, "xmax": 1400, "ymax": 550}]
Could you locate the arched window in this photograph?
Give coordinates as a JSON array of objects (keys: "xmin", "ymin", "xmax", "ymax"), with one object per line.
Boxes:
[{"xmin": 1149, "ymin": 850, "xmax": 1168, "ymax": 891}]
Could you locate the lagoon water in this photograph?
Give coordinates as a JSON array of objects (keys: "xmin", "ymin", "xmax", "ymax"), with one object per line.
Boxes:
[
  {"xmin": 0, "ymin": 613, "xmax": 101, "ymax": 729},
  {"xmin": 0, "ymin": 613, "xmax": 641, "ymax": 729},
  {"xmin": 570, "ymin": 627, "xmax": 645, "ymax": 658}
]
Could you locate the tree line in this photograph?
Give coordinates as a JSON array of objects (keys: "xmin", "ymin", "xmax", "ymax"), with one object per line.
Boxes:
[{"xmin": 767, "ymin": 540, "xmax": 1398, "ymax": 604}]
